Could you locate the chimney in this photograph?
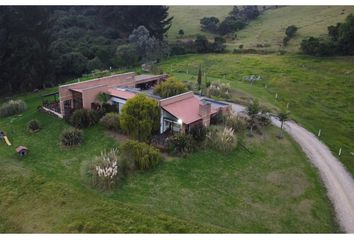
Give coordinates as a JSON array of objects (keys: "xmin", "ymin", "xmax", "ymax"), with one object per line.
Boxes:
[{"xmin": 199, "ymin": 102, "xmax": 211, "ymax": 127}]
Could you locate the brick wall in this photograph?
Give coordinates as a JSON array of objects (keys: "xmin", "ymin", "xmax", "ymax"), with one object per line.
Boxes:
[
  {"xmin": 159, "ymin": 91, "xmax": 194, "ymax": 107},
  {"xmin": 198, "ymin": 102, "xmax": 211, "ymax": 127},
  {"xmin": 59, "ymin": 72, "xmax": 136, "ymax": 115}
]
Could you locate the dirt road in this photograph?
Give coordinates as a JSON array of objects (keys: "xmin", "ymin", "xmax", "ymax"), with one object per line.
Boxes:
[{"xmin": 227, "ymin": 101, "xmax": 354, "ymax": 232}]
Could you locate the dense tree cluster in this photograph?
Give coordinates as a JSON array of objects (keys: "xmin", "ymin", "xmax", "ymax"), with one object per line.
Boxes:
[
  {"xmin": 301, "ymin": 14, "xmax": 354, "ymax": 56},
  {"xmin": 170, "ymin": 35, "xmax": 226, "ymax": 55},
  {"xmin": 283, "ymin": 25, "xmax": 298, "ymax": 46},
  {"xmin": 200, "ymin": 6, "xmax": 260, "ymax": 36},
  {"xmin": 0, "ymin": 6, "xmax": 172, "ymax": 95}
]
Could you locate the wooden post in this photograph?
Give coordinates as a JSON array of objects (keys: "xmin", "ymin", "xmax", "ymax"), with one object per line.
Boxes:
[
  {"xmin": 338, "ymin": 148, "xmax": 342, "ymax": 156},
  {"xmin": 318, "ymin": 129, "xmax": 321, "ymax": 137}
]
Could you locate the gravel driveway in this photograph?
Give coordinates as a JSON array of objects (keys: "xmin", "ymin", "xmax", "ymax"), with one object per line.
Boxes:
[{"xmin": 227, "ymin": 101, "xmax": 354, "ymax": 233}]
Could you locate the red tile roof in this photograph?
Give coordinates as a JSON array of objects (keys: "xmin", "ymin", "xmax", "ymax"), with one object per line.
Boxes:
[
  {"xmin": 108, "ymin": 88, "xmax": 136, "ymax": 100},
  {"xmin": 161, "ymin": 95, "xmax": 217, "ymax": 124}
]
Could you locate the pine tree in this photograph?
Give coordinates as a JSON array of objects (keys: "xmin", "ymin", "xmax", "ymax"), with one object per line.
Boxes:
[{"xmin": 197, "ymin": 65, "xmax": 202, "ymax": 90}]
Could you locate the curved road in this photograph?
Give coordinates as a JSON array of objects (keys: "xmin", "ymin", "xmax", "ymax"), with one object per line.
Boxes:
[{"xmin": 227, "ymin": 101, "xmax": 354, "ymax": 233}]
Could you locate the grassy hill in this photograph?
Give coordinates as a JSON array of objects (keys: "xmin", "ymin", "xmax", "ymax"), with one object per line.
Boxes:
[
  {"xmin": 230, "ymin": 6, "xmax": 354, "ymax": 52},
  {"xmin": 168, "ymin": 6, "xmax": 354, "ymax": 52},
  {"xmin": 167, "ymin": 6, "xmax": 231, "ymax": 41}
]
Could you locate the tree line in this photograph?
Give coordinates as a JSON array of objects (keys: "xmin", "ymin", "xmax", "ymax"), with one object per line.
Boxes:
[
  {"xmin": 0, "ymin": 6, "xmax": 172, "ymax": 95},
  {"xmin": 301, "ymin": 14, "xmax": 354, "ymax": 56}
]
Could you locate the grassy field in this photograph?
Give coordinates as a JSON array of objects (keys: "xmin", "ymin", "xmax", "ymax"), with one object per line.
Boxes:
[
  {"xmin": 159, "ymin": 53, "xmax": 354, "ymax": 177},
  {"xmin": 167, "ymin": 6, "xmax": 231, "ymax": 41},
  {"xmin": 229, "ymin": 6, "xmax": 354, "ymax": 52},
  {"xmin": 0, "ymin": 79, "xmax": 337, "ymax": 232},
  {"xmin": 167, "ymin": 6, "xmax": 354, "ymax": 52}
]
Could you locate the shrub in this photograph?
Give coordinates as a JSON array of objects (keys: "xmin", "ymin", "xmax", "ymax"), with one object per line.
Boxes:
[
  {"xmin": 88, "ymin": 148, "xmax": 120, "ymax": 190},
  {"xmin": 121, "ymin": 140, "xmax": 162, "ymax": 171},
  {"xmin": 70, "ymin": 109, "xmax": 99, "ymax": 129},
  {"xmin": 100, "ymin": 113, "xmax": 120, "ymax": 131},
  {"xmin": 27, "ymin": 119, "xmax": 41, "ymax": 132},
  {"xmin": 153, "ymin": 77, "xmax": 187, "ymax": 98},
  {"xmin": 210, "ymin": 110, "xmax": 225, "ymax": 125},
  {"xmin": 189, "ymin": 123, "xmax": 207, "ymax": 142},
  {"xmin": 206, "ymin": 126, "xmax": 237, "ymax": 153},
  {"xmin": 167, "ymin": 133, "xmax": 195, "ymax": 156},
  {"xmin": 219, "ymin": 127, "xmax": 237, "ymax": 152},
  {"xmin": 60, "ymin": 128, "xmax": 83, "ymax": 147},
  {"xmin": 120, "ymin": 94, "xmax": 160, "ymax": 142},
  {"xmin": 0, "ymin": 100, "xmax": 27, "ymax": 118},
  {"xmin": 224, "ymin": 112, "xmax": 247, "ymax": 132},
  {"xmin": 207, "ymin": 81, "xmax": 231, "ymax": 99}
]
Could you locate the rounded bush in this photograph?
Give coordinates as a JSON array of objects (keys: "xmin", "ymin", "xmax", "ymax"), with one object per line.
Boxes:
[
  {"xmin": 100, "ymin": 112, "xmax": 120, "ymax": 131},
  {"xmin": 27, "ymin": 119, "xmax": 41, "ymax": 132},
  {"xmin": 70, "ymin": 109, "xmax": 99, "ymax": 129},
  {"xmin": 190, "ymin": 123, "xmax": 207, "ymax": 142},
  {"xmin": 167, "ymin": 133, "xmax": 195, "ymax": 155},
  {"xmin": 60, "ymin": 128, "xmax": 83, "ymax": 147},
  {"xmin": 121, "ymin": 140, "xmax": 162, "ymax": 171}
]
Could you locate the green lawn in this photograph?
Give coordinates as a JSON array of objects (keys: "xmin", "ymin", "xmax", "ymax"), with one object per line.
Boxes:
[
  {"xmin": 0, "ymin": 80, "xmax": 337, "ymax": 232},
  {"xmin": 159, "ymin": 53, "xmax": 354, "ymax": 177}
]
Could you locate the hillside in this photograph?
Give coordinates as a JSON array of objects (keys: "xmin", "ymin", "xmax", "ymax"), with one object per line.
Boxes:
[
  {"xmin": 168, "ymin": 6, "xmax": 354, "ymax": 52},
  {"xmin": 167, "ymin": 6, "xmax": 231, "ymax": 40},
  {"xmin": 230, "ymin": 6, "xmax": 354, "ymax": 52}
]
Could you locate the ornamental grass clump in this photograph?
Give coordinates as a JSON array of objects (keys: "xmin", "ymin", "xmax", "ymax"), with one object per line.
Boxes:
[
  {"xmin": 90, "ymin": 149, "xmax": 120, "ymax": 190},
  {"xmin": 219, "ymin": 127, "xmax": 236, "ymax": 152},
  {"xmin": 207, "ymin": 81, "xmax": 231, "ymax": 99},
  {"xmin": 60, "ymin": 128, "xmax": 83, "ymax": 147},
  {"xmin": 0, "ymin": 99, "xmax": 27, "ymax": 117},
  {"xmin": 206, "ymin": 126, "xmax": 237, "ymax": 153}
]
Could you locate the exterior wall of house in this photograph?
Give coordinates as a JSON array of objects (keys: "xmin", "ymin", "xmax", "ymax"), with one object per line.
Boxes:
[
  {"xmin": 59, "ymin": 72, "xmax": 136, "ymax": 115},
  {"xmin": 81, "ymin": 85, "xmax": 109, "ymax": 109},
  {"xmin": 110, "ymin": 97, "xmax": 128, "ymax": 113},
  {"xmin": 160, "ymin": 109, "xmax": 180, "ymax": 134}
]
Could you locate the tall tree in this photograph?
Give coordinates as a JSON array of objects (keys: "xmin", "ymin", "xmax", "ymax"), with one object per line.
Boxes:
[
  {"xmin": 0, "ymin": 6, "xmax": 53, "ymax": 93},
  {"xmin": 197, "ymin": 65, "xmax": 202, "ymax": 90},
  {"xmin": 120, "ymin": 94, "xmax": 160, "ymax": 142},
  {"xmin": 277, "ymin": 111, "xmax": 290, "ymax": 138},
  {"xmin": 98, "ymin": 6, "xmax": 173, "ymax": 40}
]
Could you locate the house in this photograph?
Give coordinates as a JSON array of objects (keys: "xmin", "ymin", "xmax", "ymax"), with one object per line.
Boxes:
[
  {"xmin": 46, "ymin": 72, "xmax": 230, "ymax": 134},
  {"xmin": 52, "ymin": 72, "xmax": 167, "ymax": 117}
]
